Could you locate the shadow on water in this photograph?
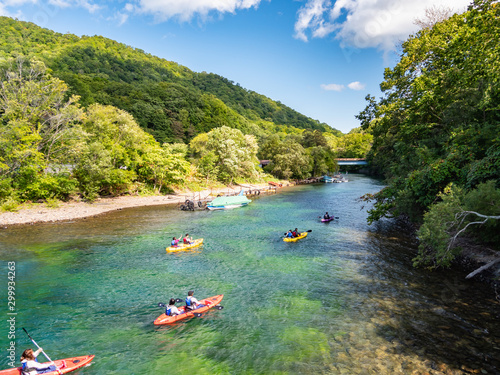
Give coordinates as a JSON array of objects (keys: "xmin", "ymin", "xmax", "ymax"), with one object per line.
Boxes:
[{"xmin": 343, "ymin": 219, "xmax": 500, "ymax": 374}]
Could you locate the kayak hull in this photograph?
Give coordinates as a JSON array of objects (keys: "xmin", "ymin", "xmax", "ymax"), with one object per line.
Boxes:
[
  {"xmin": 283, "ymin": 232, "xmax": 308, "ymax": 242},
  {"xmin": 154, "ymin": 294, "xmax": 224, "ymax": 325},
  {"xmin": 166, "ymin": 238, "xmax": 203, "ymax": 253},
  {"xmin": 0, "ymin": 355, "xmax": 95, "ymax": 375},
  {"xmin": 321, "ymin": 217, "xmax": 334, "ymax": 222}
]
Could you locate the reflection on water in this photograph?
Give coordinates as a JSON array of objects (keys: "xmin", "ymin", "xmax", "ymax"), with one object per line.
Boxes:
[{"xmin": 0, "ymin": 175, "xmax": 499, "ymax": 374}]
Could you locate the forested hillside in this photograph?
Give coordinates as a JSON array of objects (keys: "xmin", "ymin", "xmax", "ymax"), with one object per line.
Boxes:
[
  {"xmin": 0, "ymin": 16, "xmax": 337, "ymax": 144},
  {"xmin": 1, "ymin": 17, "xmax": 375, "ymax": 208},
  {"xmin": 358, "ymin": 0, "xmax": 500, "ymax": 268}
]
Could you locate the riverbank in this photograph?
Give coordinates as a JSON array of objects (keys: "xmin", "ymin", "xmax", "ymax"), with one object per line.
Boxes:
[{"xmin": 0, "ymin": 183, "xmax": 280, "ymax": 226}]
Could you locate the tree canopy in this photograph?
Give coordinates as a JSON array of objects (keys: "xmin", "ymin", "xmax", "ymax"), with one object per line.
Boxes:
[{"xmin": 358, "ymin": 0, "xmax": 500, "ymax": 266}]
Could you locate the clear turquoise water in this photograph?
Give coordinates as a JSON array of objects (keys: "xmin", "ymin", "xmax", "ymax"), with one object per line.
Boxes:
[{"xmin": 1, "ymin": 175, "xmax": 499, "ymax": 374}]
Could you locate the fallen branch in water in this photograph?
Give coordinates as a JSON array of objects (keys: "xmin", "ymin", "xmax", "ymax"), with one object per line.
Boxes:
[{"xmin": 466, "ymin": 257, "xmax": 500, "ymax": 279}]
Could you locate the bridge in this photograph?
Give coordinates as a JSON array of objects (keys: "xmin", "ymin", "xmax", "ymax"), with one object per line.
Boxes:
[{"xmin": 335, "ymin": 158, "xmax": 367, "ymax": 166}]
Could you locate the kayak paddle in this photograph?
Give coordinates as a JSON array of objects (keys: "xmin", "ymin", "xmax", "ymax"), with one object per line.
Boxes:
[
  {"xmin": 22, "ymin": 328, "xmax": 62, "ymax": 374},
  {"xmin": 158, "ymin": 301, "xmax": 224, "ymax": 310},
  {"xmin": 158, "ymin": 298, "xmax": 183, "ymax": 308}
]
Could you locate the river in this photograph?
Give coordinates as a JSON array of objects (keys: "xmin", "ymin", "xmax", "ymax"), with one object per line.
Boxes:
[{"xmin": 1, "ymin": 174, "xmax": 499, "ymax": 374}]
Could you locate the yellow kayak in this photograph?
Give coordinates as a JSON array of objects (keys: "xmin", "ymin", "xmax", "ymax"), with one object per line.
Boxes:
[
  {"xmin": 283, "ymin": 232, "xmax": 308, "ymax": 242},
  {"xmin": 166, "ymin": 238, "xmax": 204, "ymax": 253}
]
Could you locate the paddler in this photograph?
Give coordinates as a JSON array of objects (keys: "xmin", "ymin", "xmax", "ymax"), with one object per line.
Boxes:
[
  {"xmin": 20, "ymin": 348, "xmax": 57, "ymax": 375},
  {"xmin": 171, "ymin": 236, "xmax": 180, "ymax": 247},
  {"xmin": 166, "ymin": 298, "xmax": 182, "ymax": 316},
  {"xmin": 183, "ymin": 233, "xmax": 193, "ymax": 245},
  {"xmin": 324, "ymin": 212, "xmax": 330, "ymax": 220},
  {"xmin": 292, "ymin": 228, "xmax": 299, "ymax": 237},
  {"xmin": 285, "ymin": 230, "xmax": 293, "ymax": 238},
  {"xmin": 185, "ymin": 290, "xmax": 200, "ymax": 311}
]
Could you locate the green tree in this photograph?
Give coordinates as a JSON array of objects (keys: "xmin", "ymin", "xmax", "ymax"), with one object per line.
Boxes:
[
  {"xmin": 359, "ymin": 0, "xmax": 500, "ymax": 224},
  {"xmin": 415, "ymin": 181, "xmax": 500, "ymax": 268},
  {"xmin": 190, "ymin": 126, "xmax": 259, "ymax": 183},
  {"xmin": 0, "ymin": 57, "xmax": 83, "ymax": 201}
]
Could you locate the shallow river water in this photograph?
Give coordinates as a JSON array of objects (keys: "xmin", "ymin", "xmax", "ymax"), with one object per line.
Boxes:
[{"xmin": 1, "ymin": 174, "xmax": 499, "ymax": 374}]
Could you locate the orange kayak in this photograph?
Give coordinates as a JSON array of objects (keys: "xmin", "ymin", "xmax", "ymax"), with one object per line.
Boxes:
[
  {"xmin": 0, "ymin": 355, "xmax": 95, "ymax": 375},
  {"xmin": 154, "ymin": 294, "xmax": 224, "ymax": 325}
]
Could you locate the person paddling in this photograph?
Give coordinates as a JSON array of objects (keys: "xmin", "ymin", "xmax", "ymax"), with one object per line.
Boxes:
[
  {"xmin": 183, "ymin": 234, "xmax": 193, "ymax": 245},
  {"xmin": 323, "ymin": 212, "xmax": 331, "ymax": 220},
  {"xmin": 171, "ymin": 236, "xmax": 181, "ymax": 247},
  {"xmin": 185, "ymin": 290, "xmax": 200, "ymax": 311},
  {"xmin": 166, "ymin": 298, "xmax": 182, "ymax": 316},
  {"xmin": 292, "ymin": 228, "xmax": 299, "ymax": 237},
  {"xmin": 285, "ymin": 230, "xmax": 293, "ymax": 238},
  {"xmin": 20, "ymin": 348, "xmax": 57, "ymax": 375}
]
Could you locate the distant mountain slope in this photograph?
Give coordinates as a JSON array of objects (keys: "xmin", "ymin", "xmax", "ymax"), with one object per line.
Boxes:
[{"xmin": 0, "ymin": 17, "xmax": 340, "ymax": 143}]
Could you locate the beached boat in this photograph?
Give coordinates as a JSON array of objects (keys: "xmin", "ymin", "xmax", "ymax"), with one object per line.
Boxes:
[
  {"xmin": 207, "ymin": 191, "xmax": 251, "ymax": 210},
  {"xmin": 320, "ymin": 175, "xmax": 334, "ymax": 183},
  {"xmin": 166, "ymin": 238, "xmax": 203, "ymax": 253}
]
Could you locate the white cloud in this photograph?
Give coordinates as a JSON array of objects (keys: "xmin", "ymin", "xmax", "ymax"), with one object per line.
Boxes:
[
  {"xmin": 134, "ymin": 0, "xmax": 263, "ymax": 22},
  {"xmin": 321, "ymin": 83, "xmax": 345, "ymax": 92},
  {"xmin": 48, "ymin": 0, "xmax": 71, "ymax": 8},
  {"xmin": 295, "ymin": 0, "xmax": 471, "ymax": 51},
  {"xmin": 347, "ymin": 81, "xmax": 365, "ymax": 90},
  {"xmin": 108, "ymin": 11, "xmax": 129, "ymax": 26},
  {"xmin": 0, "ymin": 0, "xmax": 34, "ymax": 17}
]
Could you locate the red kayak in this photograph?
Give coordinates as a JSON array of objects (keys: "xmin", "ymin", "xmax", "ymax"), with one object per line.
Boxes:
[
  {"xmin": 154, "ymin": 294, "xmax": 224, "ymax": 325},
  {"xmin": 0, "ymin": 355, "xmax": 94, "ymax": 375}
]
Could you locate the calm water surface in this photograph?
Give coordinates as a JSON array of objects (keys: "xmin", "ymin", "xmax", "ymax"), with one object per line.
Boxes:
[{"xmin": 1, "ymin": 175, "xmax": 499, "ymax": 374}]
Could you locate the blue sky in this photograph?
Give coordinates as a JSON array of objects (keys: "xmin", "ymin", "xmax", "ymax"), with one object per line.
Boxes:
[{"xmin": 1, "ymin": 0, "xmax": 471, "ymax": 133}]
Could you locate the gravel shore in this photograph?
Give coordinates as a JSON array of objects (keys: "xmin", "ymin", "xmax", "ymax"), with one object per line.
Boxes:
[{"xmin": 0, "ymin": 184, "xmax": 272, "ymax": 226}]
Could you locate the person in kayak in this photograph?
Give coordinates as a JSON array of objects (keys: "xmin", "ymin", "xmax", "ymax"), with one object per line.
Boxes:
[
  {"xmin": 292, "ymin": 228, "xmax": 299, "ymax": 237},
  {"xmin": 20, "ymin": 348, "xmax": 57, "ymax": 375},
  {"xmin": 171, "ymin": 237, "xmax": 180, "ymax": 247},
  {"xmin": 183, "ymin": 234, "xmax": 193, "ymax": 245},
  {"xmin": 185, "ymin": 290, "xmax": 200, "ymax": 311},
  {"xmin": 285, "ymin": 230, "xmax": 293, "ymax": 238},
  {"xmin": 166, "ymin": 298, "xmax": 182, "ymax": 316},
  {"xmin": 324, "ymin": 212, "xmax": 331, "ymax": 220}
]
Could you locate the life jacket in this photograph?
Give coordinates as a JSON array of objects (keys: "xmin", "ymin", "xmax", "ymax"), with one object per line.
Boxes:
[
  {"xmin": 171, "ymin": 239, "xmax": 177, "ymax": 246},
  {"xmin": 22, "ymin": 360, "xmax": 39, "ymax": 375},
  {"xmin": 292, "ymin": 231, "xmax": 298, "ymax": 237},
  {"xmin": 185, "ymin": 296, "xmax": 192, "ymax": 306},
  {"xmin": 166, "ymin": 307, "xmax": 173, "ymax": 316}
]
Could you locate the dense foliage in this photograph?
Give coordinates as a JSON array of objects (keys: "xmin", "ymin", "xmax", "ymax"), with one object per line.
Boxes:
[
  {"xmin": 358, "ymin": 0, "xmax": 500, "ymax": 265},
  {"xmin": 0, "ymin": 18, "xmax": 373, "ymax": 206},
  {"xmin": 415, "ymin": 181, "xmax": 500, "ymax": 268},
  {"xmin": 0, "ymin": 58, "xmax": 190, "ymax": 202}
]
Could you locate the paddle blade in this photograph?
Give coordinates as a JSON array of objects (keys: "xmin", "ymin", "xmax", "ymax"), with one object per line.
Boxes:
[
  {"xmin": 158, "ymin": 303, "xmax": 166, "ymax": 308},
  {"xmin": 175, "ymin": 298, "xmax": 183, "ymax": 303},
  {"xmin": 193, "ymin": 312, "xmax": 202, "ymax": 317},
  {"xmin": 215, "ymin": 305, "xmax": 224, "ymax": 310},
  {"xmin": 306, "ymin": 229, "xmax": 312, "ymax": 232}
]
